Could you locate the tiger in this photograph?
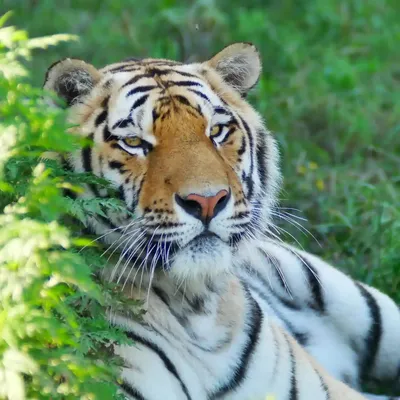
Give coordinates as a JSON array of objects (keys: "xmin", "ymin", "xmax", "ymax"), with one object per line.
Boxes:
[{"xmin": 43, "ymin": 42, "xmax": 400, "ymax": 400}]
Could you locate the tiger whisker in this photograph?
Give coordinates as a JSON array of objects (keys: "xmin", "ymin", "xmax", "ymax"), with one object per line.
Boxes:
[
  {"xmin": 146, "ymin": 234, "xmax": 165, "ymax": 305},
  {"xmin": 111, "ymin": 228, "xmax": 148, "ymax": 279},
  {"xmin": 269, "ymin": 224, "xmax": 306, "ymax": 251},
  {"xmin": 268, "ymin": 251, "xmax": 293, "ymax": 299},
  {"xmin": 78, "ymin": 224, "xmax": 127, "ymax": 253},
  {"xmin": 276, "ymin": 209, "xmax": 308, "ymax": 222},
  {"xmin": 122, "ymin": 239, "xmax": 148, "ymax": 294},
  {"xmin": 136, "ymin": 226, "xmax": 160, "ymax": 296},
  {"xmin": 244, "ymin": 222, "xmax": 295, "ymax": 298},
  {"xmin": 101, "ymin": 225, "xmax": 143, "ymax": 260},
  {"xmin": 292, "ymin": 250, "xmax": 326, "ymax": 292},
  {"xmin": 271, "ymin": 209, "xmax": 321, "ymax": 247},
  {"xmin": 110, "ymin": 230, "xmax": 146, "ymax": 282},
  {"xmin": 115, "ymin": 233, "xmax": 148, "ymax": 284}
]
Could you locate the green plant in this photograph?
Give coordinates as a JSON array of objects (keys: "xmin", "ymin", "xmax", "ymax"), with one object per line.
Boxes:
[{"xmin": 0, "ymin": 13, "xmax": 135, "ymax": 399}]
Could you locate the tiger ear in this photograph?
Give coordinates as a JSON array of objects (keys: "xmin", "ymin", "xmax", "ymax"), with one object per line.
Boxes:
[
  {"xmin": 44, "ymin": 58, "xmax": 102, "ymax": 107},
  {"xmin": 206, "ymin": 43, "xmax": 262, "ymax": 96}
]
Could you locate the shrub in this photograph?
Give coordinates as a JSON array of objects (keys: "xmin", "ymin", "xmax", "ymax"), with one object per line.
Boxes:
[{"xmin": 0, "ymin": 13, "xmax": 133, "ymax": 399}]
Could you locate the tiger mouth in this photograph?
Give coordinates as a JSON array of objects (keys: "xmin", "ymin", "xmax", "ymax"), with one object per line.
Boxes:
[
  {"xmin": 111, "ymin": 224, "xmax": 247, "ymax": 275},
  {"xmin": 188, "ymin": 231, "xmax": 221, "ymax": 244},
  {"xmin": 116, "ymin": 231, "xmax": 231, "ymax": 268}
]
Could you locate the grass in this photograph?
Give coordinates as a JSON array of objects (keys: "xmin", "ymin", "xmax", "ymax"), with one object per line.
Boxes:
[{"xmin": 2, "ymin": 0, "xmax": 399, "ymax": 297}]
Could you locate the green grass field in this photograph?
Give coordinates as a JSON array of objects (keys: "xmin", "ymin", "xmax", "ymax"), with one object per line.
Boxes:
[{"xmin": 2, "ymin": 0, "xmax": 399, "ymax": 297}]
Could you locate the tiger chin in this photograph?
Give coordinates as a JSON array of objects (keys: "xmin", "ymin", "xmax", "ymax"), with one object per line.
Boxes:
[{"xmin": 44, "ymin": 43, "xmax": 400, "ymax": 400}]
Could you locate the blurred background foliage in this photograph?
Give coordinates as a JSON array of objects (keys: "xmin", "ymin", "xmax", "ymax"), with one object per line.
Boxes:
[
  {"xmin": 6, "ymin": 0, "xmax": 397, "ymax": 293},
  {"xmin": 0, "ymin": 0, "xmax": 399, "ymax": 397}
]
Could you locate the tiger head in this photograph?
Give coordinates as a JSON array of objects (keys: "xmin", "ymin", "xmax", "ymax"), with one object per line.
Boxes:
[{"xmin": 44, "ymin": 43, "xmax": 281, "ymax": 282}]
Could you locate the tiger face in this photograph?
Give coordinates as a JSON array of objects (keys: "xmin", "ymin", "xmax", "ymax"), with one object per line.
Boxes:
[{"xmin": 44, "ymin": 43, "xmax": 281, "ymax": 281}]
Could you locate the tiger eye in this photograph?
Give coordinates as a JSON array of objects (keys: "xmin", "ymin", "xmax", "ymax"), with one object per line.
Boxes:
[
  {"xmin": 123, "ymin": 137, "xmax": 142, "ymax": 147},
  {"xmin": 210, "ymin": 125, "xmax": 221, "ymax": 137}
]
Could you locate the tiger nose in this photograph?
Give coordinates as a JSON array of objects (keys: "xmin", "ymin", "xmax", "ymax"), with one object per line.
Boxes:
[{"xmin": 175, "ymin": 189, "xmax": 230, "ymax": 223}]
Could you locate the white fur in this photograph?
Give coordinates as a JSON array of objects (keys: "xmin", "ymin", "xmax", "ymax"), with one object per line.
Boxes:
[{"xmin": 109, "ymin": 236, "xmax": 400, "ymax": 400}]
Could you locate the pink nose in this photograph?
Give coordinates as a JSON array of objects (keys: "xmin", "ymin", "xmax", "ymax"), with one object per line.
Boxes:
[{"xmin": 175, "ymin": 189, "xmax": 230, "ymax": 223}]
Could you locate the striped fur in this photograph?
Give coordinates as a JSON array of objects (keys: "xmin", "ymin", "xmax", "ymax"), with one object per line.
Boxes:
[{"xmin": 44, "ymin": 43, "xmax": 399, "ymax": 399}]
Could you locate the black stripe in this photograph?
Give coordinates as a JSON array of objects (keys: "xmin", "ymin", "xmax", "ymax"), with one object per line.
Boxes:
[
  {"xmin": 152, "ymin": 286, "xmax": 170, "ymax": 307},
  {"xmin": 131, "ymin": 175, "xmax": 145, "ymax": 210},
  {"xmin": 118, "ymin": 185, "xmax": 126, "ymax": 202},
  {"xmin": 126, "ymin": 85, "xmax": 157, "ymax": 97},
  {"xmin": 238, "ymin": 117, "xmax": 254, "ymax": 199},
  {"xmin": 190, "ymin": 296, "xmax": 206, "ymax": 313},
  {"xmin": 153, "ymin": 286, "xmax": 191, "ymax": 330},
  {"xmin": 168, "ymin": 70, "xmax": 199, "ymax": 78},
  {"xmin": 293, "ymin": 332, "xmax": 309, "ymax": 346},
  {"xmin": 101, "ymin": 96, "xmax": 110, "ymax": 107},
  {"xmin": 285, "ymin": 334, "xmax": 299, "ymax": 400},
  {"xmin": 122, "ymin": 73, "xmax": 152, "ymax": 88},
  {"xmin": 109, "ymin": 160, "xmax": 125, "ymax": 171},
  {"xmin": 295, "ymin": 253, "xmax": 325, "ymax": 313},
  {"xmin": 119, "ymin": 381, "xmax": 147, "ymax": 400},
  {"xmin": 187, "ymin": 89, "xmax": 211, "ymax": 103},
  {"xmin": 356, "ymin": 282, "xmax": 382, "ymax": 382},
  {"xmin": 238, "ymin": 136, "xmax": 246, "ymax": 156},
  {"xmin": 270, "ymin": 326, "xmax": 281, "ymax": 382},
  {"xmin": 171, "ymin": 95, "xmax": 203, "ymax": 117},
  {"xmin": 239, "ymin": 268, "xmax": 306, "ymax": 344},
  {"xmin": 143, "ymin": 232, "xmax": 183, "ymax": 242},
  {"xmin": 115, "ymin": 67, "xmax": 144, "ymax": 74},
  {"xmin": 218, "ymin": 127, "xmax": 236, "ymax": 145},
  {"xmin": 152, "ymin": 108, "xmax": 160, "ymax": 122},
  {"xmin": 145, "ymin": 68, "xmax": 200, "ymax": 79},
  {"xmin": 124, "ymin": 331, "xmax": 192, "ymax": 400},
  {"xmin": 255, "ymin": 250, "xmax": 302, "ymax": 310},
  {"xmin": 195, "ymin": 104, "xmax": 204, "ymax": 117},
  {"xmin": 182, "ymin": 294, "xmax": 206, "ymax": 314},
  {"xmin": 131, "ymin": 94, "xmax": 149, "ymax": 111},
  {"xmin": 229, "ymin": 210, "xmax": 250, "ymax": 219},
  {"xmin": 167, "ymin": 80, "xmax": 202, "ymax": 88},
  {"xmin": 314, "ymin": 369, "xmax": 331, "ymax": 400},
  {"xmin": 112, "ymin": 118, "xmax": 132, "ymax": 130},
  {"xmin": 82, "ymin": 134, "xmax": 94, "ymax": 173},
  {"xmin": 108, "ymin": 65, "xmax": 142, "ymax": 73},
  {"xmin": 147, "ymin": 69, "xmax": 176, "ymax": 77},
  {"xmin": 256, "ymin": 129, "xmax": 267, "ymax": 185},
  {"xmin": 210, "ymin": 290, "xmax": 262, "ymax": 398},
  {"xmin": 94, "ymin": 110, "xmax": 108, "ymax": 127},
  {"xmin": 214, "ymin": 107, "xmax": 231, "ymax": 115},
  {"xmin": 173, "ymin": 95, "xmax": 191, "ymax": 107},
  {"xmin": 103, "ymin": 126, "xmax": 117, "ymax": 142},
  {"xmin": 81, "ymin": 133, "xmax": 100, "ymax": 197}
]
